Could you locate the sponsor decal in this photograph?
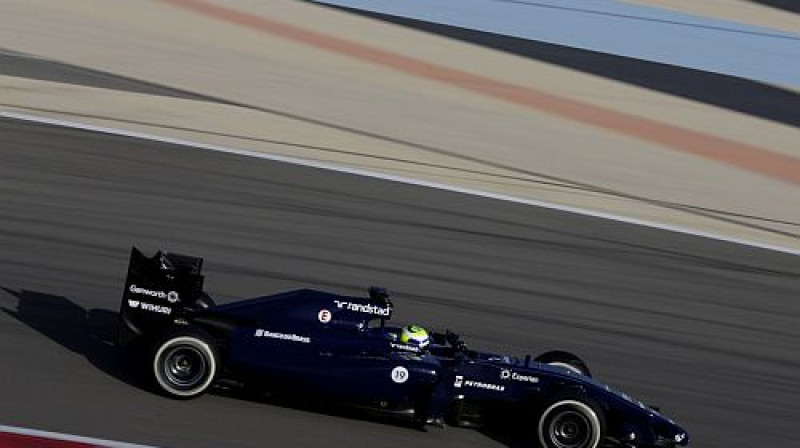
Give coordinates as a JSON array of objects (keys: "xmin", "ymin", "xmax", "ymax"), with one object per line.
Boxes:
[
  {"xmin": 127, "ymin": 299, "xmax": 171, "ymax": 314},
  {"xmin": 454, "ymin": 375, "xmax": 464, "ymax": 388},
  {"xmin": 141, "ymin": 303, "xmax": 172, "ymax": 314},
  {"xmin": 318, "ymin": 309, "xmax": 332, "ymax": 324},
  {"xmin": 675, "ymin": 433, "xmax": 686, "ymax": 443},
  {"xmin": 462, "ymin": 379, "xmax": 505, "ymax": 392},
  {"xmin": 500, "ymin": 369, "xmax": 539, "ymax": 384},
  {"xmin": 129, "ymin": 284, "xmax": 168, "ymax": 299},
  {"xmin": 391, "ymin": 342, "xmax": 421, "ymax": 352},
  {"xmin": 167, "ymin": 291, "xmax": 180, "ymax": 303},
  {"xmin": 254, "ymin": 329, "xmax": 311, "ymax": 344},
  {"xmin": 129, "ymin": 285, "xmax": 180, "ymax": 304},
  {"xmin": 334, "ymin": 299, "xmax": 391, "ymax": 316},
  {"xmin": 391, "ymin": 366, "xmax": 409, "ymax": 384}
]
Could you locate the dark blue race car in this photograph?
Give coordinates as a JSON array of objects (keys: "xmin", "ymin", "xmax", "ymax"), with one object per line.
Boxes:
[{"xmin": 118, "ymin": 247, "xmax": 689, "ymax": 448}]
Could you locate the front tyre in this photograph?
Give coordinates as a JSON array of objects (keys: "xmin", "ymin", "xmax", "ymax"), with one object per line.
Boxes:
[
  {"xmin": 537, "ymin": 399, "xmax": 604, "ymax": 448},
  {"xmin": 152, "ymin": 333, "xmax": 217, "ymax": 398},
  {"xmin": 535, "ymin": 350, "xmax": 591, "ymax": 377}
]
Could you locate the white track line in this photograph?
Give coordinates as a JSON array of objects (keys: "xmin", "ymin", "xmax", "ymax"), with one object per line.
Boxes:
[
  {"xmin": 0, "ymin": 424, "xmax": 157, "ymax": 448},
  {"xmin": 3, "ymin": 110, "xmax": 798, "ymax": 256}
]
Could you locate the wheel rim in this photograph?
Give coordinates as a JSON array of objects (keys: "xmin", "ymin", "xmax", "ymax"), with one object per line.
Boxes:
[
  {"xmin": 548, "ymin": 409, "xmax": 592, "ymax": 448},
  {"xmin": 538, "ymin": 400, "xmax": 601, "ymax": 448},
  {"xmin": 162, "ymin": 345, "xmax": 207, "ymax": 389}
]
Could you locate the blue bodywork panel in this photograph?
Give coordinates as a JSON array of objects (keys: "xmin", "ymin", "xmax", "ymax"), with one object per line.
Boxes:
[{"xmin": 206, "ymin": 289, "xmax": 687, "ymax": 446}]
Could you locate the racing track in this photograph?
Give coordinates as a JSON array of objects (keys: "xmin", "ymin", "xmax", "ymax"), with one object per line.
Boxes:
[{"xmin": 1, "ymin": 118, "xmax": 799, "ymax": 447}]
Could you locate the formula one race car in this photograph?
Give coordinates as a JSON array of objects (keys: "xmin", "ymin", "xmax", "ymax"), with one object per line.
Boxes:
[{"xmin": 118, "ymin": 247, "xmax": 689, "ymax": 448}]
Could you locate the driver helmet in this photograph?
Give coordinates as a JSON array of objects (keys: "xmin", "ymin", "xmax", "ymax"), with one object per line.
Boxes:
[{"xmin": 400, "ymin": 324, "xmax": 430, "ymax": 349}]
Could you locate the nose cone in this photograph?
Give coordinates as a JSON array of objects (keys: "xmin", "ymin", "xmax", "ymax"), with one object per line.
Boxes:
[
  {"xmin": 660, "ymin": 420, "xmax": 689, "ymax": 446},
  {"xmin": 673, "ymin": 428, "xmax": 690, "ymax": 446},
  {"xmin": 650, "ymin": 412, "xmax": 689, "ymax": 446}
]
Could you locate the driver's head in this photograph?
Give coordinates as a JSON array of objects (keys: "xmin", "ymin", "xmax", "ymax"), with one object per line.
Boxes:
[{"xmin": 400, "ymin": 324, "xmax": 430, "ymax": 350}]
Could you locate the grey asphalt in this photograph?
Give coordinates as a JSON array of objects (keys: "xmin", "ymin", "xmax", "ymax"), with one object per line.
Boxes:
[{"xmin": 0, "ymin": 118, "xmax": 799, "ymax": 447}]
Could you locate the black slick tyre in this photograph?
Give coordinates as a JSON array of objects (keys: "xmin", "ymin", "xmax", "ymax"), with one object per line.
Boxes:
[
  {"xmin": 535, "ymin": 350, "xmax": 592, "ymax": 377},
  {"xmin": 536, "ymin": 397, "xmax": 604, "ymax": 448},
  {"xmin": 152, "ymin": 331, "xmax": 218, "ymax": 398}
]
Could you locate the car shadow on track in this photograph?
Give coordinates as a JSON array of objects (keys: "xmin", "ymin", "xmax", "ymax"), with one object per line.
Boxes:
[
  {"xmin": 212, "ymin": 386, "xmax": 529, "ymax": 447},
  {"xmin": 0, "ymin": 287, "xmax": 145, "ymax": 390}
]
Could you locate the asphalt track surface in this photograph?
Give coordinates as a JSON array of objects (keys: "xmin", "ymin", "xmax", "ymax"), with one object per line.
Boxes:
[{"xmin": 1, "ymin": 118, "xmax": 799, "ymax": 447}]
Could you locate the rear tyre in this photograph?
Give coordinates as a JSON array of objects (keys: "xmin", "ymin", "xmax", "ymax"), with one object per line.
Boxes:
[
  {"xmin": 152, "ymin": 331, "xmax": 217, "ymax": 398},
  {"xmin": 537, "ymin": 397, "xmax": 604, "ymax": 448},
  {"xmin": 535, "ymin": 350, "xmax": 591, "ymax": 377}
]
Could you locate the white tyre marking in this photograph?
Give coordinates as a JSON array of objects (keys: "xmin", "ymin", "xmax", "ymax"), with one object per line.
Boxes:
[{"xmin": 548, "ymin": 361, "xmax": 584, "ymax": 375}]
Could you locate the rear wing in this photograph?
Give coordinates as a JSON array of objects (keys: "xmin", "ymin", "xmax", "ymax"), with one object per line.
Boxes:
[{"xmin": 118, "ymin": 246, "xmax": 206, "ymax": 346}]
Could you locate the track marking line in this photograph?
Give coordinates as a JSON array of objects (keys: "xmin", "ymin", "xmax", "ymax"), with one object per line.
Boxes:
[
  {"xmin": 1, "ymin": 110, "xmax": 798, "ymax": 256},
  {"xmin": 154, "ymin": 0, "xmax": 800, "ymax": 187},
  {"xmin": 0, "ymin": 424, "xmax": 157, "ymax": 448}
]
